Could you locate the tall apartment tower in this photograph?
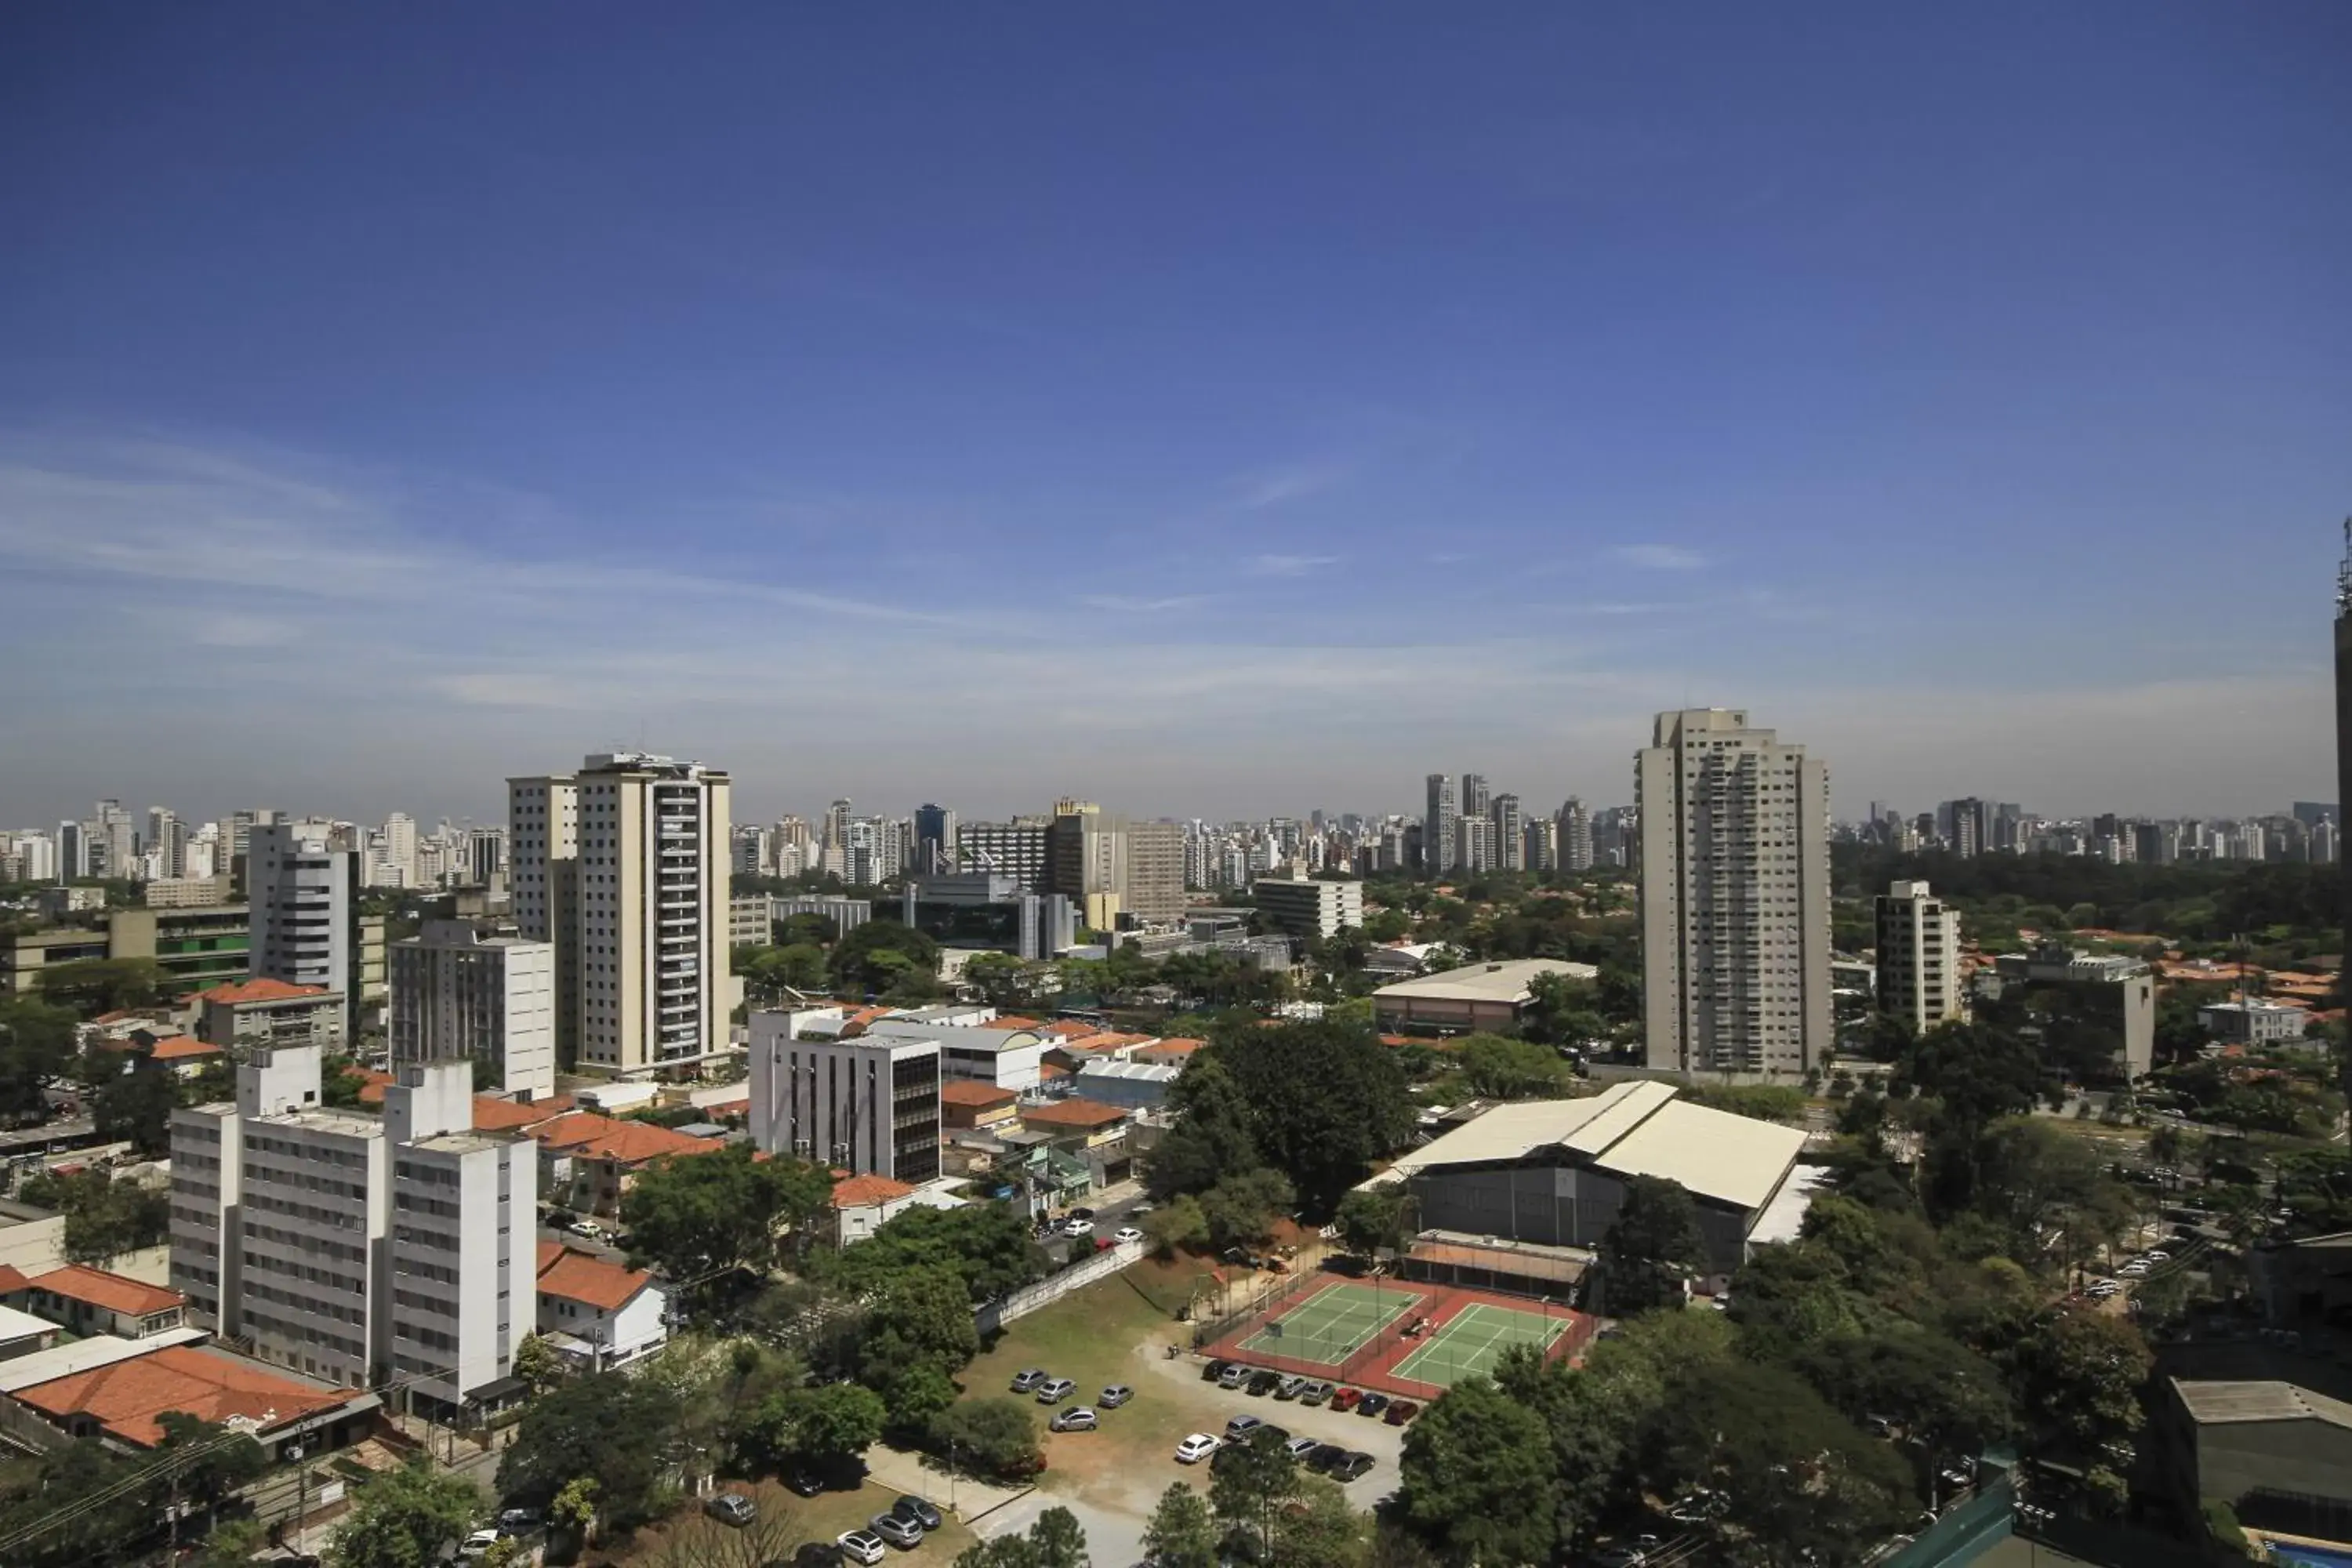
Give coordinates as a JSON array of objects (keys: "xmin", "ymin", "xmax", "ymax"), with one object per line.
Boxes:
[
  {"xmin": 1424, "ymin": 775, "xmax": 1458, "ymax": 877},
  {"xmin": 169, "ymin": 1048, "xmax": 534, "ymax": 1410},
  {"xmin": 1875, "ymin": 880, "xmax": 1965, "ymax": 1033},
  {"xmin": 509, "ymin": 753, "xmax": 733, "ymax": 1076},
  {"xmin": 957, "ymin": 818, "xmax": 1051, "ymax": 888},
  {"xmin": 1492, "ymin": 793, "xmax": 1525, "ymax": 872},
  {"xmin": 388, "ymin": 920, "xmax": 557, "ymax": 1099},
  {"xmin": 913, "ymin": 804, "xmax": 958, "ymax": 876},
  {"xmin": 2335, "ymin": 521, "xmax": 2352, "ymax": 1102},
  {"xmin": 1637, "ymin": 709, "xmax": 1832, "ymax": 1080},
  {"xmin": 249, "ymin": 818, "xmax": 358, "ymax": 1038},
  {"xmin": 1456, "ymin": 815, "xmax": 1495, "ymax": 875},
  {"xmin": 1558, "ymin": 797, "xmax": 1595, "ymax": 873}
]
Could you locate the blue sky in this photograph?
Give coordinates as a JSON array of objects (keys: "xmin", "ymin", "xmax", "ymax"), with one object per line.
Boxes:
[{"xmin": 3, "ymin": 3, "xmax": 2348, "ymax": 826}]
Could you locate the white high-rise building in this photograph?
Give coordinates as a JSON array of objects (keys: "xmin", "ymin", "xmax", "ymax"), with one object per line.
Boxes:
[
  {"xmin": 1558, "ymin": 798, "xmax": 1594, "ymax": 873},
  {"xmin": 1492, "ymin": 794, "xmax": 1525, "ymax": 873},
  {"xmin": 512, "ymin": 753, "xmax": 735, "ymax": 1076},
  {"xmin": 1425, "ymin": 775, "xmax": 1457, "ymax": 876},
  {"xmin": 1875, "ymin": 880, "xmax": 1965, "ymax": 1034},
  {"xmin": 388, "ymin": 920, "xmax": 557, "ymax": 1100},
  {"xmin": 250, "ymin": 818, "xmax": 356, "ymax": 1037},
  {"xmin": 383, "ymin": 813, "xmax": 417, "ymax": 886},
  {"xmin": 749, "ymin": 1008, "xmax": 942, "ymax": 1183},
  {"xmin": 169, "ymin": 1048, "xmax": 534, "ymax": 1410},
  {"xmin": 1638, "ymin": 709, "xmax": 1831, "ymax": 1080}
]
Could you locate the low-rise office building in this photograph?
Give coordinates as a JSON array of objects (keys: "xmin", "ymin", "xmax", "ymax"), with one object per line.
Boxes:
[
  {"xmin": 2198, "ymin": 1000, "xmax": 2312, "ymax": 1048},
  {"xmin": 1250, "ymin": 876, "xmax": 1365, "ymax": 941},
  {"xmin": 2165, "ymin": 1378, "xmax": 2352, "ymax": 1519},
  {"xmin": 192, "ymin": 977, "xmax": 346, "ymax": 1053},
  {"xmin": 388, "ymin": 920, "xmax": 557, "ymax": 1100},
  {"xmin": 898, "ymin": 874, "xmax": 1076, "ymax": 960},
  {"xmin": 747, "ymin": 1007, "xmax": 942, "ymax": 1183},
  {"xmin": 1979, "ymin": 944, "xmax": 2156, "ymax": 1080},
  {"xmin": 0, "ymin": 903, "xmax": 253, "ymax": 1000}
]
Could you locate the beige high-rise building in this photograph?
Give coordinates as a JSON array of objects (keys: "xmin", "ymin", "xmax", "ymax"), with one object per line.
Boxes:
[
  {"xmin": 1638, "ymin": 709, "xmax": 1831, "ymax": 1079},
  {"xmin": 1046, "ymin": 802, "xmax": 1185, "ymax": 928},
  {"xmin": 1875, "ymin": 880, "xmax": 1965, "ymax": 1034},
  {"xmin": 509, "ymin": 753, "xmax": 735, "ymax": 1076}
]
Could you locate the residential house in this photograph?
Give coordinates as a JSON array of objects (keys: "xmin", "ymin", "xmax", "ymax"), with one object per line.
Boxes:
[
  {"xmin": 941, "ymin": 1080, "xmax": 1019, "ymax": 1133},
  {"xmin": 2, "ymin": 1341, "xmax": 372, "ymax": 1459},
  {"xmin": 6, "ymin": 1266, "xmax": 186, "ymax": 1340},
  {"xmin": 534, "ymin": 1243, "xmax": 667, "ymax": 1370},
  {"xmin": 191, "ymin": 978, "xmax": 346, "ymax": 1053},
  {"xmin": 528, "ymin": 1112, "xmax": 724, "ymax": 1216}
]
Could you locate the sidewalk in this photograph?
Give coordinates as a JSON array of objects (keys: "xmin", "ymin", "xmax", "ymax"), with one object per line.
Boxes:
[{"xmin": 859, "ymin": 1443, "xmax": 1030, "ymax": 1523}]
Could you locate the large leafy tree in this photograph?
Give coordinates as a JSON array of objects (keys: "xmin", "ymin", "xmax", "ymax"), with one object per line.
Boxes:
[
  {"xmin": 929, "ymin": 1397, "xmax": 1042, "ymax": 1479},
  {"xmin": 328, "ymin": 1461, "xmax": 484, "ymax": 1568},
  {"xmin": 1455, "ymin": 1033, "xmax": 1569, "ymax": 1099},
  {"xmin": 1198, "ymin": 1168, "xmax": 1294, "ymax": 1250},
  {"xmin": 1334, "ymin": 1184, "xmax": 1411, "ymax": 1258},
  {"xmin": 1790, "ymin": 1325, "xmax": 2014, "ymax": 1460},
  {"xmin": 495, "ymin": 1370, "xmax": 683, "ymax": 1530},
  {"xmin": 1209, "ymin": 1428, "xmax": 1299, "ymax": 1554},
  {"xmin": 1601, "ymin": 1175, "xmax": 1706, "ymax": 1312},
  {"xmin": 36, "ymin": 957, "xmax": 172, "ymax": 1018},
  {"xmin": 1398, "ymin": 1377, "xmax": 1560, "ymax": 1565},
  {"xmin": 819, "ymin": 1200, "xmax": 1046, "ymax": 1302},
  {"xmin": 738, "ymin": 1381, "xmax": 886, "ymax": 1473},
  {"xmin": 1198, "ymin": 1018, "xmax": 1415, "ymax": 1212},
  {"xmin": 621, "ymin": 1143, "xmax": 832, "ymax": 1283},
  {"xmin": 91, "ymin": 1064, "xmax": 176, "ymax": 1156},
  {"xmin": 1146, "ymin": 1057, "xmax": 1261, "ymax": 1200},
  {"xmin": 0, "ymin": 996, "xmax": 76, "ymax": 1120},
  {"xmin": 2000, "ymin": 1309, "xmax": 2152, "ymax": 1506},
  {"xmin": 829, "ymin": 920, "xmax": 942, "ymax": 996}
]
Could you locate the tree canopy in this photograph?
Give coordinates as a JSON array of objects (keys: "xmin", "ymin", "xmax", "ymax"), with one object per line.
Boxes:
[{"xmin": 621, "ymin": 1143, "xmax": 832, "ymax": 1283}]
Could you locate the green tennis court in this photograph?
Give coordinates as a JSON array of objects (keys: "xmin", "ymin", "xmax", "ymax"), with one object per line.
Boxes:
[
  {"xmin": 1389, "ymin": 1301, "xmax": 1568, "ymax": 1388},
  {"xmin": 1234, "ymin": 1281, "xmax": 1424, "ymax": 1369}
]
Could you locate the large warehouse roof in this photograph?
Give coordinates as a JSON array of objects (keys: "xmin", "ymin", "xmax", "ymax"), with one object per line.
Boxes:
[
  {"xmin": 1370, "ymin": 1079, "xmax": 1809, "ymax": 1214},
  {"xmin": 1371, "ymin": 957, "xmax": 1599, "ymax": 1005}
]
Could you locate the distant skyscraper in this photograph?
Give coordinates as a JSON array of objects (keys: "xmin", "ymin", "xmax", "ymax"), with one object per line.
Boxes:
[
  {"xmin": 1638, "ymin": 709, "xmax": 1831, "ymax": 1080},
  {"xmin": 1457, "ymin": 815, "xmax": 1494, "ymax": 875},
  {"xmin": 1424, "ymin": 775, "xmax": 1457, "ymax": 877},
  {"xmin": 1461, "ymin": 773, "xmax": 1491, "ymax": 821},
  {"xmin": 1557, "ymin": 798, "xmax": 1594, "ymax": 873},
  {"xmin": 913, "ymin": 804, "xmax": 957, "ymax": 875},
  {"xmin": 250, "ymin": 818, "xmax": 358, "ymax": 1036},
  {"xmin": 1492, "ymin": 793, "xmax": 1524, "ymax": 872},
  {"xmin": 1945, "ymin": 798, "xmax": 1986, "ymax": 858}
]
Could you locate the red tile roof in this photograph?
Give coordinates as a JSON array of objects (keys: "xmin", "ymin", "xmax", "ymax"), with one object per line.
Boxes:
[
  {"xmin": 24, "ymin": 1265, "xmax": 185, "ymax": 1318},
  {"xmin": 528, "ymin": 1111, "xmax": 723, "ymax": 1166},
  {"xmin": 14, "ymin": 1344, "xmax": 345, "ymax": 1446},
  {"xmin": 147, "ymin": 1036, "xmax": 224, "ymax": 1063},
  {"xmin": 941, "ymin": 1080, "xmax": 1017, "ymax": 1108},
  {"xmin": 1019, "ymin": 1097, "xmax": 1127, "ymax": 1130},
  {"xmin": 194, "ymin": 978, "xmax": 332, "ymax": 1005},
  {"xmin": 535, "ymin": 1246, "xmax": 655, "ymax": 1312},
  {"xmin": 470, "ymin": 1094, "xmax": 575, "ymax": 1131},
  {"xmin": 1143, "ymin": 1037, "xmax": 1204, "ymax": 1056},
  {"xmin": 0, "ymin": 1265, "xmax": 32, "ymax": 1294},
  {"xmin": 830, "ymin": 1172, "xmax": 919, "ymax": 1209}
]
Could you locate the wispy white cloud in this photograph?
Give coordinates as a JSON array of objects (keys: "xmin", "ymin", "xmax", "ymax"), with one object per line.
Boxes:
[
  {"xmin": 1612, "ymin": 543, "xmax": 1707, "ymax": 571},
  {"xmin": 1077, "ymin": 593, "xmax": 1216, "ymax": 614},
  {"xmin": 1247, "ymin": 553, "xmax": 1341, "ymax": 578},
  {"xmin": 1232, "ymin": 463, "xmax": 1345, "ymax": 511}
]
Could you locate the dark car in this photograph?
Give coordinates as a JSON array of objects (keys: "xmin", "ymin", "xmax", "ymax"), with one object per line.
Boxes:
[
  {"xmin": 1201, "ymin": 1359, "xmax": 1232, "ymax": 1384},
  {"xmin": 890, "ymin": 1496, "xmax": 943, "ymax": 1531},
  {"xmin": 792, "ymin": 1544, "xmax": 849, "ymax": 1568},
  {"xmin": 1384, "ymin": 1399, "xmax": 1421, "ymax": 1425},
  {"xmin": 785, "ymin": 1468, "xmax": 828, "ymax": 1497},
  {"xmin": 1330, "ymin": 1452, "xmax": 1377, "ymax": 1483},
  {"xmin": 1246, "ymin": 1370, "xmax": 1282, "ymax": 1396},
  {"xmin": 1355, "ymin": 1392, "xmax": 1390, "ymax": 1418},
  {"xmin": 1069, "ymin": 1207, "xmax": 1096, "ymax": 1221},
  {"xmin": 1304, "ymin": 1443, "xmax": 1348, "ymax": 1473}
]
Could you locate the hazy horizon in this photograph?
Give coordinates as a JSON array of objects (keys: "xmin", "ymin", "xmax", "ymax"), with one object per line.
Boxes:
[{"xmin": 5, "ymin": 6, "xmax": 2347, "ymax": 829}]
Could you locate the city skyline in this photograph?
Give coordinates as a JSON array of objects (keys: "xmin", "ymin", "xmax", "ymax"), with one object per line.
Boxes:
[{"xmin": 3, "ymin": 8, "xmax": 2348, "ymax": 822}]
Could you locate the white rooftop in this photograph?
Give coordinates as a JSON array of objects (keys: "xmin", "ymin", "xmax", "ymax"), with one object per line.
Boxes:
[
  {"xmin": 1370, "ymin": 1079, "xmax": 1808, "ymax": 1213},
  {"xmin": 0, "ymin": 1327, "xmax": 210, "ymax": 1392},
  {"xmin": 1373, "ymin": 957, "xmax": 1600, "ymax": 1004},
  {"xmin": 0, "ymin": 1302, "xmax": 54, "ymax": 1346}
]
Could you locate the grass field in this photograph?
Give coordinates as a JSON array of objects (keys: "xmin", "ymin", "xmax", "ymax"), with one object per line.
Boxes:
[
  {"xmin": 1388, "ymin": 1301, "xmax": 1568, "ymax": 1389},
  {"xmin": 1232, "ymin": 1280, "xmax": 1421, "ymax": 1370}
]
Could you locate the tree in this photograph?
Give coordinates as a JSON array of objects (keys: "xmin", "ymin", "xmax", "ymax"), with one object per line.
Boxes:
[
  {"xmin": 1456, "ymin": 1033, "xmax": 1569, "ymax": 1099},
  {"xmin": 1200, "ymin": 1020, "xmax": 1416, "ymax": 1213},
  {"xmin": 1210, "ymin": 1428, "xmax": 1298, "ymax": 1554},
  {"xmin": 550, "ymin": 1475, "xmax": 601, "ymax": 1548},
  {"xmin": 1334, "ymin": 1185, "xmax": 1410, "ymax": 1258},
  {"xmin": 1143, "ymin": 1194, "xmax": 1210, "ymax": 1255},
  {"xmin": 194, "ymin": 1517, "xmax": 269, "ymax": 1568},
  {"xmin": 1030, "ymin": 1506, "xmax": 1089, "ymax": 1568},
  {"xmin": 819, "ymin": 1201, "xmax": 1046, "ymax": 1302},
  {"xmin": 91, "ymin": 1064, "xmax": 176, "ymax": 1156},
  {"xmin": 1198, "ymin": 1168, "xmax": 1295, "ymax": 1250},
  {"xmin": 1601, "ymin": 1175, "xmax": 1705, "ymax": 1312},
  {"xmin": 36, "ymin": 957, "xmax": 172, "ymax": 1017},
  {"xmin": 329, "ymin": 1461, "xmax": 484, "ymax": 1568},
  {"xmin": 930, "ymin": 1397, "xmax": 1042, "ymax": 1479},
  {"xmin": 154, "ymin": 1411, "xmax": 266, "ymax": 1530},
  {"xmin": 1398, "ymin": 1377, "xmax": 1559, "ymax": 1565},
  {"xmin": 60, "ymin": 1174, "xmax": 169, "ymax": 1264},
  {"xmin": 862, "ymin": 1265, "xmax": 982, "ymax": 1374},
  {"xmin": 622, "ymin": 1143, "xmax": 832, "ymax": 1282},
  {"xmin": 740, "ymin": 1381, "xmax": 887, "ymax": 1473},
  {"xmin": 1144, "ymin": 1482, "xmax": 1218, "ymax": 1568},
  {"xmin": 511, "ymin": 1332, "xmax": 564, "ymax": 1396},
  {"xmin": 2002, "ymin": 1309, "xmax": 2152, "ymax": 1500},
  {"xmin": 496, "ymin": 1371, "xmax": 682, "ymax": 1530},
  {"xmin": 1791, "ymin": 1325, "xmax": 2014, "ymax": 1460},
  {"xmin": 829, "ymin": 920, "xmax": 942, "ymax": 996},
  {"xmin": 1147, "ymin": 1057, "xmax": 1261, "ymax": 1200},
  {"xmin": 964, "ymin": 952, "xmax": 1047, "ymax": 1010},
  {"xmin": 0, "ymin": 996, "xmax": 77, "ymax": 1121},
  {"xmin": 1269, "ymin": 1475, "xmax": 1363, "ymax": 1568}
]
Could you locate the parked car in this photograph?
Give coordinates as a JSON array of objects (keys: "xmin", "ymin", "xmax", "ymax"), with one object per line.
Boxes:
[
  {"xmin": 839, "ymin": 1530, "xmax": 889, "ymax": 1566},
  {"xmin": 1217, "ymin": 1363, "xmax": 1251, "ymax": 1389},
  {"xmin": 794, "ymin": 1543, "xmax": 848, "ymax": 1568},
  {"xmin": 1274, "ymin": 1375, "xmax": 1307, "ymax": 1401},
  {"xmin": 1246, "ymin": 1370, "xmax": 1282, "ymax": 1396},
  {"xmin": 871, "ymin": 1514, "xmax": 924, "ymax": 1550},
  {"xmin": 1011, "ymin": 1367, "xmax": 1048, "ymax": 1393},
  {"xmin": 1175, "ymin": 1432, "xmax": 1221, "ymax": 1464},
  {"xmin": 1051, "ymin": 1406, "xmax": 1098, "ymax": 1432},
  {"xmin": 1384, "ymin": 1399, "xmax": 1421, "ymax": 1425},
  {"xmin": 1036, "ymin": 1377, "xmax": 1077, "ymax": 1403},
  {"xmin": 1114, "ymin": 1227, "xmax": 1145, "ymax": 1245},
  {"xmin": 495, "ymin": 1508, "xmax": 544, "ymax": 1534},
  {"xmin": 706, "ymin": 1493, "xmax": 758, "ymax": 1527},
  {"xmin": 1225, "ymin": 1414, "xmax": 1265, "ymax": 1439},
  {"xmin": 459, "ymin": 1531, "xmax": 503, "ymax": 1562},
  {"xmin": 1101, "ymin": 1384, "xmax": 1134, "ymax": 1408},
  {"xmin": 1069, "ymin": 1207, "xmax": 1096, "ymax": 1221},
  {"xmin": 1304, "ymin": 1443, "xmax": 1348, "ymax": 1472},
  {"xmin": 1201, "ymin": 1359, "xmax": 1232, "ymax": 1384},
  {"xmin": 784, "ymin": 1467, "xmax": 829, "ymax": 1497},
  {"xmin": 1062, "ymin": 1218, "xmax": 1095, "ymax": 1237},
  {"xmin": 1285, "ymin": 1436, "xmax": 1322, "ymax": 1461},
  {"xmin": 1356, "ymin": 1392, "xmax": 1390, "ymax": 1418},
  {"xmin": 1329, "ymin": 1452, "xmax": 1376, "ymax": 1483},
  {"xmin": 1330, "ymin": 1388, "xmax": 1363, "ymax": 1412},
  {"xmin": 2145, "ymin": 1249, "xmax": 2171, "ymax": 1261},
  {"xmin": 571, "ymin": 1218, "xmax": 605, "ymax": 1240},
  {"xmin": 1298, "ymin": 1381, "xmax": 1334, "ymax": 1406},
  {"xmin": 891, "ymin": 1497, "xmax": 943, "ymax": 1532}
]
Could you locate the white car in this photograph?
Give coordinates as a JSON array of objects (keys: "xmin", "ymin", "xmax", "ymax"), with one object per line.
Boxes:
[
  {"xmin": 1113, "ymin": 1226, "xmax": 1145, "ymax": 1245},
  {"xmin": 1174, "ymin": 1432, "xmax": 1221, "ymax": 1464},
  {"xmin": 458, "ymin": 1530, "xmax": 503, "ymax": 1562},
  {"xmin": 840, "ymin": 1529, "xmax": 889, "ymax": 1566},
  {"xmin": 2144, "ymin": 1249, "xmax": 2171, "ymax": 1261},
  {"xmin": 1062, "ymin": 1218, "xmax": 1095, "ymax": 1237},
  {"xmin": 2118, "ymin": 1261, "xmax": 2150, "ymax": 1277}
]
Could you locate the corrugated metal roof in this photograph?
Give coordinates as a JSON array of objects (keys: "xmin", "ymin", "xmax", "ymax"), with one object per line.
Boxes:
[
  {"xmin": 1371, "ymin": 958, "xmax": 1600, "ymax": 1004},
  {"xmin": 1561, "ymin": 1080, "xmax": 1678, "ymax": 1155},
  {"xmin": 2174, "ymin": 1378, "xmax": 2352, "ymax": 1429}
]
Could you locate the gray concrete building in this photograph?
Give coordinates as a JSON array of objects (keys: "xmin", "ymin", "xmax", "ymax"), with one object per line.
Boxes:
[
  {"xmin": 1250, "ymin": 875, "xmax": 1364, "ymax": 940},
  {"xmin": 748, "ymin": 1007, "xmax": 942, "ymax": 1183},
  {"xmin": 1875, "ymin": 880, "xmax": 1965, "ymax": 1033},
  {"xmin": 1638, "ymin": 709, "xmax": 1832, "ymax": 1080}
]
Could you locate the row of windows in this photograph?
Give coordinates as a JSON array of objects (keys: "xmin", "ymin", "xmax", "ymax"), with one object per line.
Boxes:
[{"xmin": 242, "ymin": 1220, "xmax": 368, "ymax": 1261}]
